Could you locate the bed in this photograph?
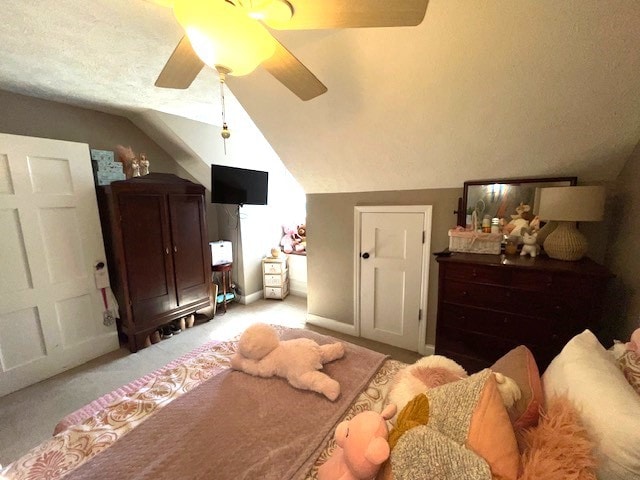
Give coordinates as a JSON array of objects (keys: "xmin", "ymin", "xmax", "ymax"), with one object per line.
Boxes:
[
  {"xmin": 0, "ymin": 327, "xmax": 404, "ymax": 480},
  {"xmin": 2, "ymin": 326, "xmax": 639, "ymax": 480}
]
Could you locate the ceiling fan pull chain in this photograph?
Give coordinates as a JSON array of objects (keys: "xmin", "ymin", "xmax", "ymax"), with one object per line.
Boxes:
[{"xmin": 217, "ymin": 67, "xmax": 231, "ymax": 154}]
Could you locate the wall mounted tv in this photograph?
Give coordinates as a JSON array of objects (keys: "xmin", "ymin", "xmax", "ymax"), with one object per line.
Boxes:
[{"xmin": 211, "ymin": 164, "xmax": 269, "ymax": 206}]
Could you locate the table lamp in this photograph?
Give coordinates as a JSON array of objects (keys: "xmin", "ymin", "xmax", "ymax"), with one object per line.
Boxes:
[{"xmin": 536, "ymin": 186, "xmax": 605, "ymax": 261}]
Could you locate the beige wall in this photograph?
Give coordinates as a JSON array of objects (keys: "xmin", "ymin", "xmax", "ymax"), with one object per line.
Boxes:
[
  {"xmin": 605, "ymin": 141, "xmax": 640, "ymax": 339},
  {"xmin": 0, "ymin": 89, "xmax": 218, "ymax": 239},
  {"xmin": 306, "ymin": 188, "xmax": 461, "ymax": 345}
]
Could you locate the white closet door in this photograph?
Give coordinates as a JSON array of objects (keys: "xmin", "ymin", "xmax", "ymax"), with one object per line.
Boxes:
[
  {"xmin": 0, "ymin": 133, "xmax": 118, "ymax": 397},
  {"xmin": 356, "ymin": 206, "xmax": 431, "ymax": 352}
]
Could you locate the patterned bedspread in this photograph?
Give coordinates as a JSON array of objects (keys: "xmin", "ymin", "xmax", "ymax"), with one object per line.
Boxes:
[{"xmin": 1, "ymin": 329, "xmax": 405, "ymax": 480}]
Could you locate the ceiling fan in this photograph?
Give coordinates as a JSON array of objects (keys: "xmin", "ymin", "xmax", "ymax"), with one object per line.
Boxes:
[{"xmin": 152, "ymin": 0, "xmax": 430, "ymax": 101}]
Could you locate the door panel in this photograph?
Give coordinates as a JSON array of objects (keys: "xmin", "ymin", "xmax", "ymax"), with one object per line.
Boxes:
[
  {"xmin": 119, "ymin": 194, "xmax": 175, "ymax": 322},
  {"xmin": 359, "ymin": 211, "xmax": 425, "ymax": 351},
  {"xmin": 168, "ymin": 194, "xmax": 209, "ymax": 306},
  {"xmin": 0, "ymin": 133, "xmax": 118, "ymax": 397}
]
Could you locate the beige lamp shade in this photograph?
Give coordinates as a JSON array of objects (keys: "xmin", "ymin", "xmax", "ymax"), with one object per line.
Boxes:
[
  {"xmin": 537, "ymin": 186, "xmax": 605, "ymax": 222},
  {"xmin": 537, "ymin": 186, "xmax": 605, "ymax": 261}
]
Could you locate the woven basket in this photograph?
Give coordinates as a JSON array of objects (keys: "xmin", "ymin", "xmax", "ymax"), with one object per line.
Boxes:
[{"xmin": 448, "ymin": 229, "xmax": 502, "ymax": 254}]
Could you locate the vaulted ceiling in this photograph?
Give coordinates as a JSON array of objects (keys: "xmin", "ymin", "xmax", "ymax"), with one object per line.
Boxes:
[{"xmin": 1, "ymin": 0, "xmax": 639, "ymax": 193}]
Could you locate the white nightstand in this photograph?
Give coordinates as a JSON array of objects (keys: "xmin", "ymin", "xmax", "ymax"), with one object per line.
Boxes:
[{"xmin": 262, "ymin": 256, "xmax": 289, "ymax": 300}]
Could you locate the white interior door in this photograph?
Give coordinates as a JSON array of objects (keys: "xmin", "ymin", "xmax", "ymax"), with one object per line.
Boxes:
[
  {"xmin": 0, "ymin": 133, "xmax": 118, "ymax": 397},
  {"xmin": 356, "ymin": 206, "xmax": 432, "ymax": 352}
]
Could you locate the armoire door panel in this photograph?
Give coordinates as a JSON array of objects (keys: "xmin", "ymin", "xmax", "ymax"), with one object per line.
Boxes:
[
  {"xmin": 119, "ymin": 194, "xmax": 176, "ymax": 319},
  {"xmin": 168, "ymin": 194, "xmax": 209, "ymax": 306}
]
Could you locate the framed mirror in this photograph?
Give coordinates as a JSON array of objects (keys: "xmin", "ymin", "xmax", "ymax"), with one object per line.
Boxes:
[{"xmin": 458, "ymin": 176, "xmax": 577, "ymax": 228}]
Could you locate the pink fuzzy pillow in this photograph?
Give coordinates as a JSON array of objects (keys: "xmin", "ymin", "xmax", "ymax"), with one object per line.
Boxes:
[{"xmin": 520, "ymin": 396, "xmax": 597, "ymax": 480}]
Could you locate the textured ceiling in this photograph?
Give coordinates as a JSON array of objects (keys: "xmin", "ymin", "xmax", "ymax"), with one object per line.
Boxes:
[{"xmin": 1, "ymin": 1, "xmax": 640, "ymax": 193}]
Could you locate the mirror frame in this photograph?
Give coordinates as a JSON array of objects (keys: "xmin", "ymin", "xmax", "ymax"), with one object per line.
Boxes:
[{"xmin": 458, "ymin": 176, "xmax": 578, "ymax": 227}]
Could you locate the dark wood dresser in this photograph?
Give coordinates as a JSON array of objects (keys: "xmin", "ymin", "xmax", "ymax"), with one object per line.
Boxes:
[
  {"xmin": 435, "ymin": 252, "xmax": 612, "ymax": 372},
  {"xmin": 97, "ymin": 173, "xmax": 213, "ymax": 352}
]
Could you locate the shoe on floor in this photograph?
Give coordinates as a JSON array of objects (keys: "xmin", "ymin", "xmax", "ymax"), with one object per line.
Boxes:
[
  {"xmin": 160, "ymin": 326, "xmax": 173, "ymax": 339},
  {"xmin": 168, "ymin": 323, "xmax": 182, "ymax": 335}
]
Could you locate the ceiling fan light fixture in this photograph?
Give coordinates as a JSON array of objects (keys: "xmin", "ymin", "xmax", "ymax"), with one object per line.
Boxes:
[
  {"xmin": 242, "ymin": 0, "xmax": 293, "ymax": 24},
  {"xmin": 173, "ymin": 0, "xmax": 275, "ymax": 76}
]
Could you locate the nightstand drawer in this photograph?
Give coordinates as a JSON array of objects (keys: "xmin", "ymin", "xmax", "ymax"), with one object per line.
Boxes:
[
  {"xmin": 264, "ymin": 273, "xmax": 287, "ymax": 287},
  {"xmin": 263, "ymin": 262, "xmax": 285, "ymax": 274},
  {"xmin": 264, "ymin": 282, "xmax": 289, "ymax": 299}
]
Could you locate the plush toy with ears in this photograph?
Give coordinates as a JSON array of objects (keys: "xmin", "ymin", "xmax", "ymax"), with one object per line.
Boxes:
[
  {"xmin": 230, "ymin": 323, "xmax": 345, "ymax": 400},
  {"xmin": 520, "ymin": 230, "xmax": 540, "ymax": 257},
  {"xmin": 318, "ymin": 404, "xmax": 397, "ymax": 480}
]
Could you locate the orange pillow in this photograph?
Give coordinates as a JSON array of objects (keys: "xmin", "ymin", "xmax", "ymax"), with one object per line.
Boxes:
[{"xmin": 491, "ymin": 345, "xmax": 543, "ymax": 430}]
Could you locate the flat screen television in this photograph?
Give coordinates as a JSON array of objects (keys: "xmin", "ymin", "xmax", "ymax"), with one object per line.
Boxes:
[{"xmin": 211, "ymin": 164, "xmax": 269, "ymax": 206}]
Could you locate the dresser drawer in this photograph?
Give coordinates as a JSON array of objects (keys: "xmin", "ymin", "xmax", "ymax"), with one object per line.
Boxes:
[
  {"xmin": 442, "ymin": 279, "xmax": 513, "ymax": 311},
  {"xmin": 264, "ymin": 273, "xmax": 287, "ymax": 287},
  {"xmin": 444, "ymin": 262, "xmax": 507, "ymax": 286},
  {"xmin": 443, "ymin": 279, "xmax": 591, "ymax": 319},
  {"xmin": 509, "ymin": 269, "xmax": 598, "ymax": 295},
  {"xmin": 435, "ymin": 326, "xmax": 521, "ymax": 370},
  {"xmin": 435, "ymin": 326, "xmax": 561, "ymax": 372},
  {"xmin": 438, "ymin": 304, "xmax": 563, "ymax": 346}
]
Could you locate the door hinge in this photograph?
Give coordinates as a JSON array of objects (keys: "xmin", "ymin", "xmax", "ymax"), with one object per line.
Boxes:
[
  {"xmin": 419, "ymin": 309, "xmax": 422, "ymax": 321},
  {"xmin": 422, "ymin": 231, "xmax": 426, "ymax": 244}
]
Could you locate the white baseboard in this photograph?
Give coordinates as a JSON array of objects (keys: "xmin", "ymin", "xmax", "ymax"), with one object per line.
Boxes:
[
  {"xmin": 306, "ymin": 314, "xmax": 358, "ymax": 335},
  {"xmin": 288, "ymin": 279, "xmax": 307, "ymax": 297},
  {"xmin": 421, "ymin": 343, "xmax": 436, "ymax": 356},
  {"xmin": 237, "ymin": 290, "xmax": 263, "ymax": 305}
]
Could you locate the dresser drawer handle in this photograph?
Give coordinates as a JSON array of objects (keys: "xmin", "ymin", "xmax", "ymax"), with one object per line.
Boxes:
[
  {"xmin": 503, "ymin": 317, "xmax": 509, "ymax": 324},
  {"xmin": 462, "ymin": 291, "xmax": 468, "ymax": 297},
  {"xmin": 472, "ymin": 269, "xmax": 477, "ymax": 277}
]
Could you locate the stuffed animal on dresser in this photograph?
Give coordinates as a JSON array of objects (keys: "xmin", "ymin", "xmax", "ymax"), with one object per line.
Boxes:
[{"xmin": 520, "ymin": 231, "xmax": 540, "ymax": 257}]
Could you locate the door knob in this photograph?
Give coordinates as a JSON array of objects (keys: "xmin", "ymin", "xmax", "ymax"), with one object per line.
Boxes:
[{"xmin": 361, "ymin": 252, "xmax": 370, "ymax": 259}]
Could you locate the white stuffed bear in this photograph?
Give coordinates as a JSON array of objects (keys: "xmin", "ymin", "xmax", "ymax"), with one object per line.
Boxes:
[
  {"xmin": 230, "ymin": 323, "xmax": 345, "ymax": 401},
  {"xmin": 520, "ymin": 231, "xmax": 540, "ymax": 257}
]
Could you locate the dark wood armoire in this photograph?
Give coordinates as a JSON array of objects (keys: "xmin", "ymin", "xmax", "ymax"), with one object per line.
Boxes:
[{"xmin": 97, "ymin": 173, "xmax": 213, "ymax": 352}]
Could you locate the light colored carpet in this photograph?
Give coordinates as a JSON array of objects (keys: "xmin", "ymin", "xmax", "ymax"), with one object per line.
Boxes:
[{"xmin": 0, "ymin": 296, "xmax": 420, "ymax": 467}]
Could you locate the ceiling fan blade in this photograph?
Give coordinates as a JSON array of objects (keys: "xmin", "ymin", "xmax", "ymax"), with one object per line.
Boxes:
[
  {"xmin": 155, "ymin": 36, "xmax": 205, "ymax": 89},
  {"xmin": 262, "ymin": 39, "xmax": 327, "ymax": 101},
  {"xmin": 267, "ymin": 0, "xmax": 429, "ymax": 30}
]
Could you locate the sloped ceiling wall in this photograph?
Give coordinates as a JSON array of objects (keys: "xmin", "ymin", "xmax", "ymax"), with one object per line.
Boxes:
[
  {"xmin": 227, "ymin": 0, "xmax": 640, "ymax": 193},
  {"xmin": 0, "ymin": 1, "xmax": 638, "ymax": 195}
]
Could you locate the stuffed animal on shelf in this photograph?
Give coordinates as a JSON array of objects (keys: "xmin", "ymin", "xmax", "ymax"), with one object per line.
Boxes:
[
  {"xmin": 280, "ymin": 225, "xmax": 302, "ymax": 254},
  {"xmin": 520, "ymin": 230, "xmax": 540, "ymax": 257},
  {"xmin": 296, "ymin": 224, "xmax": 307, "ymax": 252},
  {"xmin": 230, "ymin": 323, "xmax": 345, "ymax": 400},
  {"xmin": 318, "ymin": 404, "xmax": 397, "ymax": 480}
]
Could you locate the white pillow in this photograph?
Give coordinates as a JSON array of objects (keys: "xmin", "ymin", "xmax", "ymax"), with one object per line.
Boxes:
[{"xmin": 542, "ymin": 330, "xmax": 640, "ymax": 480}]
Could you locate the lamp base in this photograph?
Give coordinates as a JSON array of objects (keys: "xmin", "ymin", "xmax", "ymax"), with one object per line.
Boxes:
[
  {"xmin": 543, "ymin": 221, "xmax": 588, "ymax": 261},
  {"xmin": 536, "ymin": 220, "xmax": 557, "ymax": 246}
]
